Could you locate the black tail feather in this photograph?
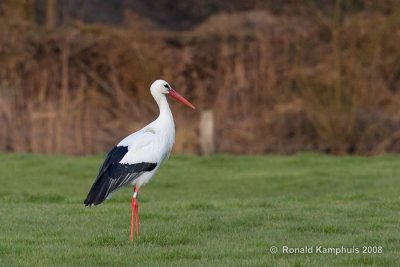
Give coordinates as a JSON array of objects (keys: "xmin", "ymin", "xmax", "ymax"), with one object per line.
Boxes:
[
  {"xmin": 83, "ymin": 162, "xmax": 157, "ymax": 206},
  {"xmin": 84, "ymin": 177, "xmax": 110, "ymax": 206}
]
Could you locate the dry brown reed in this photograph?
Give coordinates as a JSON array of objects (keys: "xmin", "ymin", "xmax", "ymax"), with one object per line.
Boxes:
[{"xmin": 0, "ymin": 2, "xmax": 399, "ymax": 155}]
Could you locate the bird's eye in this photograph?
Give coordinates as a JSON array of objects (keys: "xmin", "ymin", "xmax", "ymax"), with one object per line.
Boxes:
[{"xmin": 163, "ymin": 84, "xmax": 170, "ymax": 89}]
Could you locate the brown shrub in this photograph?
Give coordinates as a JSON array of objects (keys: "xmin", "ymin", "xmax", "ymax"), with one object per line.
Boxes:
[{"xmin": 0, "ymin": 4, "xmax": 399, "ymax": 155}]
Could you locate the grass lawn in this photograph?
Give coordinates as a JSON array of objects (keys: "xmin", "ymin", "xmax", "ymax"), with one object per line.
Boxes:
[{"xmin": 0, "ymin": 153, "xmax": 399, "ymax": 266}]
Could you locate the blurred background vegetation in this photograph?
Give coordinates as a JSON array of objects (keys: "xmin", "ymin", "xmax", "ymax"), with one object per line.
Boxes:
[{"xmin": 0, "ymin": 0, "xmax": 399, "ymax": 155}]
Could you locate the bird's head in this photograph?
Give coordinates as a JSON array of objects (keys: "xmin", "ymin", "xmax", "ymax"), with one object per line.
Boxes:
[{"xmin": 150, "ymin": 80, "xmax": 195, "ymax": 109}]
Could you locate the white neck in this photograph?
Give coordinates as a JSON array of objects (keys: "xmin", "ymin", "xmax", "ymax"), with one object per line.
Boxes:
[
  {"xmin": 152, "ymin": 94, "xmax": 175, "ymax": 156},
  {"xmin": 156, "ymin": 95, "xmax": 173, "ymax": 120}
]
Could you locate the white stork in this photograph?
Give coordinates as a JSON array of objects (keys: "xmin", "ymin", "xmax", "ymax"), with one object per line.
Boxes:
[{"xmin": 84, "ymin": 80, "xmax": 195, "ymax": 241}]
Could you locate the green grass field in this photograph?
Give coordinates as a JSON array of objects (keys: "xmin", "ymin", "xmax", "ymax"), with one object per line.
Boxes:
[{"xmin": 0, "ymin": 153, "xmax": 399, "ymax": 267}]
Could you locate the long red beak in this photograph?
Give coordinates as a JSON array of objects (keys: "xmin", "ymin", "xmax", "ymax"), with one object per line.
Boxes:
[{"xmin": 168, "ymin": 89, "xmax": 196, "ymax": 109}]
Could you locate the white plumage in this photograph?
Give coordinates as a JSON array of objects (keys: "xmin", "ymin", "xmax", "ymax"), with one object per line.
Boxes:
[{"xmin": 84, "ymin": 79, "xmax": 195, "ymax": 240}]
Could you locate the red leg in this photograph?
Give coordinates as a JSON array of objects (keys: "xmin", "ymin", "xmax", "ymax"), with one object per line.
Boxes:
[
  {"xmin": 135, "ymin": 197, "xmax": 140, "ymax": 236},
  {"xmin": 130, "ymin": 186, "xmax": 139, "ymax": 241},
  {"xmin": 130, "ymin": 197, "xmax": 135, "ymax": 241}
]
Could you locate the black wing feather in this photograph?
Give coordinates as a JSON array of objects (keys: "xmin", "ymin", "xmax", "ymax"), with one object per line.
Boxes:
[
  {"xmin": 98, "ymin": 146, "xmax": 128, "ymax": 177},
  {"xmin": 84, "ymin": 146, "xmax": 157, "ymax": 206}
]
